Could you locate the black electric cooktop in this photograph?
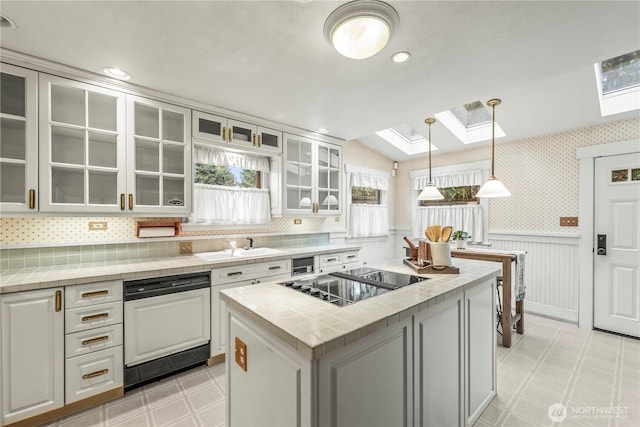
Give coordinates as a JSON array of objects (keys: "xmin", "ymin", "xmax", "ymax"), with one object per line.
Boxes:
[{"xmin": 279, "ymin": 267, "xmax": 428, "ymax": 306}]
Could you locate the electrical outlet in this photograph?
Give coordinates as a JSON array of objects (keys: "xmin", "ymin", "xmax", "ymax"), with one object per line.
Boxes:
[
  {"xmin": 560, "ymin": 217, "xmax": 578, "ymax": 227},
  {"xmin": 180, "ymin": 242, "xmax": 192, "ymax": 254},
  {"xmin": 235, "ymin": 337, "xmax": 247, "ymax": 371},
  {"xmin": 294, "ymin": 219, "xmax": 302, "ymax": 225},
  {"xmin": 88, "ymin": 221, "xmax": 107, "ymax": 231}
]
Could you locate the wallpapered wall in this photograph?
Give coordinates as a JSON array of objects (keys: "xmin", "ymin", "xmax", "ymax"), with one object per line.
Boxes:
[{"xmin": 395, "ymin": 117, "xmax": 640, "ymax": 234}]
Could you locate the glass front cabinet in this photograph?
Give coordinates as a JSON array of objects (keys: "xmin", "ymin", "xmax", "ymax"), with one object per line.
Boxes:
[
  {"xmin": 126, "ymin": 96, "xmax": 191, "ymax": 214},
  {"xmin": 1, "ymin": 64, "xmax": 39, "ymax": 212},
  {"xmin": 39, "ymin": 74, "xmax": 127, "ymax": 212},
  {"xmin": 283, "ymin": 134, "xmax": 341, "ymax": 215}
]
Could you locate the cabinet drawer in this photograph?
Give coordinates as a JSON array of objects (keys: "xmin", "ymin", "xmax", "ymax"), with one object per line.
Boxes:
[
  {"xmin": 65, "ymin": 324, "xmax": 123, "ymax": 358},
  {"xmin": 65, "ymin": 346, "xmax": 123, "ymax": 403},
  {"xmin": 342, "ymin": 251, "xmax": 359, "ymax": 265},
  {"xmin": 65, "ymin": 280, "xmax": 123, "ymax": 308},
  {"xmin": 319, "ymin": 253, "xmax": 342, "ymax": 269},
  {"xmin": 212, "ymin": 259, "xmax": 291, "ymax": 284},
  {"xmin": 65, "ymin": 301, "xmax": 123, "ymax": 333}
]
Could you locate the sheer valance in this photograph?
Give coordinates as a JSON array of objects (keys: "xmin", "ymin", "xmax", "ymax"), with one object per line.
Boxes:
[
  {"xmin": 193, "ymin": 184, "xmax": 271, "ymax": 225},
  {"xmin": 346, "ymin": 165, "xmax": 390, "ymax": 191},
  {"xmin": 413, "ymin": 205, "xmax": 484, "ymax": 243},
  {"xmin": 412, "ymin": 168, "xmax": 483, "ymax": 190},
  {"xmin": 194, "ymin": 144, "xmax": 270, "ymax": 172}
]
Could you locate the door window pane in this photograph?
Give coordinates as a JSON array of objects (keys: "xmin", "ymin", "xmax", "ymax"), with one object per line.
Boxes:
[
  {"xmin": 88, "ymin": 92, "xmax": 117, "ymax": 131},
  {"xmin": 163, "ymin": 110, "xmax": 184, "ymax": 142},
  {"xmin": 52, "ymin": 167, "xmax": 84, "ymax": 204},
  {"xmin": 51, "ymin": 126, "xmax": 85, "ymax": 165},
  {"xmin": 88, "ymin": 131, "xmax": 117, "ymax": 168},
  {"xmin": 89, "ymin": 171, "xmax": 117, "ymax": 204},
  {"xmin": 0, "ymin": 72, "xmax": 25, "ymax": 116},
  {"xmin": 135, "ymin": 103, "xmax": 159, "ymax": 138},
  {"xmin": 0, "ymin": 162, "xmax": 25, "ymax": 203},
  {"xmin": 199, "ymin": 117, "xmax": 221, "ymax": 136},
  {"xmin": 136, "ymin": 175, "xmax": 159, "ymax": 206},
  {"xmin": 51, "ymin": 85, "xmax": 85, "ymax": 126},
  {"xmin": 163, "ymin": 177, "xmax": 184, "ymax": 206},
  {"xmin": 135, "ymin": 139, "xmax": 159, "ymax": 172},
  {"xmin": 0, "ymin": 118, "xmax": 25, "ymax": 160},
  {"xmin": 163, "ymin": 144, "xmax": 184, "ymax": 174}
]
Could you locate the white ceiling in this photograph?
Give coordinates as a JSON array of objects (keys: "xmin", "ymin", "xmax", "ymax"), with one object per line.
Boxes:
[{"xmin": 1, "ymin": 1, "xmax": 638, "ymax": 160}]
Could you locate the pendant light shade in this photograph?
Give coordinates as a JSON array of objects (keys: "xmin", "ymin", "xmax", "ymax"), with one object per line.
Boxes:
[
  {"xmin": 324, "ymin": 0, "xmax": 399, "ymax": 60},
  {"xmin": 417, "ymin": 118, "xmax": 444, "ymax": 201},
  {"xmin": 476, "ymin": 99, "xmax": 511, "ymax": 198}
]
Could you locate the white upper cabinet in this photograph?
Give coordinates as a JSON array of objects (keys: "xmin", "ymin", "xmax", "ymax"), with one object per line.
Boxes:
[
  {"xmin": 39, "ymin": 74, "xmax": 127, "ymax": 212},
  {"xmin": 283, "ymin": 133, "xmax": 341, "ymax": 215},
  {"xmin": 1, "ymin": 64, "xmax": 39, "ymax": 212},
  {"xmin": 192, "ymin": 110, "xmax": 282, "ymax": 154},
  {"xmin": 126, "ymin": 96, "xmax": 191, "ymax": 214}
]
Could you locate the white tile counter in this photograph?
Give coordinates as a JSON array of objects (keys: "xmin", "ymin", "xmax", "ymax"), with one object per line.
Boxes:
[
  {"xmin": 0, "ymin": 244, "xmax": 360, "ymax": 293},
  {"xmin": 220, "ymin": 258, "xmax": 501, "ymax": 360}
]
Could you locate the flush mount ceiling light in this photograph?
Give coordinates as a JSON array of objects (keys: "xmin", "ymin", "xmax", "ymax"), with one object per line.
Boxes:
[
  {"xmin": 101, "ymin": 67, "xmax": 131, "ymax": 81},
  {"xmin": 324, "ymin": 0, "xmax": 399, "ymax": 60},
  {"xmin": 391, "ymin": 51, "xmax": 411, "ymax": 63},
  {"xmin": 417, "ymin": 118, "xmax": 444, "ymax": 201},
  {"xmin": 476, "ymin": 99, "xmax": 511, "ymax": 198}
]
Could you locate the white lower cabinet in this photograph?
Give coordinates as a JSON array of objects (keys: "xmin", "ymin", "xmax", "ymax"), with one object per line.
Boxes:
[
  {"xmin": 211, "ymin": 259, "xmax": 291, "ymax": 358},
  {"xmin": 317, "ymin": 317, "xmax": 413, "ymax": 427},
  {"xmin": 317, "ymin": 250, "xmax": 361, "ymax": 274},
  {"xmin": 1, "ymin": 288, "xmax": 64, "ymax": 425},
  {"xmin": 65, "ymin": 280, "xmax": 124, "ymax": 404}
]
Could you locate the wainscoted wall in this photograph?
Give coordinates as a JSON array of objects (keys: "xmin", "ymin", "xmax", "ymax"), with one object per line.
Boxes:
[{"xmin": 488, "ymin": 232, "xmax": 580, "ymax": 323}]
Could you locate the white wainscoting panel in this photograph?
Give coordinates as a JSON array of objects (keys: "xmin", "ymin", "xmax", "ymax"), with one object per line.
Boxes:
[{"xmin": 487, "ymin": 232, "xmax": 580, "ymax": 323}]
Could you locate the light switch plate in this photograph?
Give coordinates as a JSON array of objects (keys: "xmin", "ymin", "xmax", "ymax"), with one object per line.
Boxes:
[
  {"xmin": 88, "ymin": 221, "xmax": 107, "ymax": 231},
  {"xmin": 235, "ymin": 337, "xmax": 247, "ymax": 371},
  {"xmin": 180, "ymin": 242, "xmax": 192, "ymax": 254}
]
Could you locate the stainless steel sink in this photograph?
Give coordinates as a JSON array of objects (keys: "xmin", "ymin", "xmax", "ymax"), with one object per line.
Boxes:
[{"xmin": 194, "ymin": 247, "xmax": 287, "ymax": 262}]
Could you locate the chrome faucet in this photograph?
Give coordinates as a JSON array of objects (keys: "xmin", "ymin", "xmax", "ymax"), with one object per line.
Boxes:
[{"xmin": 246, "ymin": 237, "xmax": 254, "ymax": 249}]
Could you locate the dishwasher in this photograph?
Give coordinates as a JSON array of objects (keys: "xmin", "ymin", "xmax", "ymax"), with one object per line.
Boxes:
[{"xmin": 124, "ymin": 272, "xmax": 210, "ymax": 389}]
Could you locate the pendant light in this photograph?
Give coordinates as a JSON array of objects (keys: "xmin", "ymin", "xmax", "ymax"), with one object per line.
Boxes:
[
  {"xmin": 417, "ymin": 118, "xmax": 444, "ymax": 200},
  {"xmin": 476, "ymin": 99, "xmax": 511, "ymax": 198}
]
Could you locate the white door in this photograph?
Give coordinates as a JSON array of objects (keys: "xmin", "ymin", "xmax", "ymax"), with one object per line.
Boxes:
[{"xmin": 594, "ymin": 153, "xmax": 640, "ymax": 337}]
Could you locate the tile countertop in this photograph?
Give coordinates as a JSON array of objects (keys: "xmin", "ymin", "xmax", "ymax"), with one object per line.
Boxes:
[
  {"xmin": 0, "ymin": 244, "xmax": 360, "ymax": 294},
  {"xmin": 220, "ymin": 258, "xmax": 501, "ymax": 360}
]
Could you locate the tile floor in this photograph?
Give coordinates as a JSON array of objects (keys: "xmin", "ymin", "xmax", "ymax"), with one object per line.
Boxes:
[{"xmin": 43, "ymin": 314, "xmax": 639, "ymax": 427}]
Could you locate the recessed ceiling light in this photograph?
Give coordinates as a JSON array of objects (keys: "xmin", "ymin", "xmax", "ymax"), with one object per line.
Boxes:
[
  {"xmin": 0, "ymin": 14, "xmax": 17, "ymax": 29},
  {"xmin": 316, "ymin": 128, "xmax": 329, "ymax": 134},
  {"xmin": 391, "ymin": 51, "xmax": 411, "ymax": 63},
  {"xmin": 102, "ymin": 67, "xmax": 131, "ymax": 81}
]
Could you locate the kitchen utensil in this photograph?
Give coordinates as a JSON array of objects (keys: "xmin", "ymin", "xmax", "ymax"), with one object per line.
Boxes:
[
  {"xmin": 425, "ymin": 226, "xmax": 438, "ymax": 242},
  {"xmin": 434, "ymin": 225, "xmax": 442, "ymax": 242},
  {"xmin": 403, "ymin": 236, "xmax": 417, "ymax": 249},
  {"xmin": 441, "ymin": 226, "xmax": 453, "ymax": 242}
]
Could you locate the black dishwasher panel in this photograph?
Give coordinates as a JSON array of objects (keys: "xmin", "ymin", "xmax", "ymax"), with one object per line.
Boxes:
[{"xmin": 124, "ymin": 272, "xmax": 210, "ymax": 301}]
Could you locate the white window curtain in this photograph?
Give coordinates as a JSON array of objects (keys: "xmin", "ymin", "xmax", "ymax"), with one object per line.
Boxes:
[
  {"xmin": 192, "ymin": 144, "xmax": 271, "ymax": 225},
  {"xmin": 193, "ymin": 184, "xmax": 271, "ymax": 225},
  {"xmin": 413, "ymin": 205, "xmax": 484, "ymax": 243},
  {"xmin": 345, "ymin": 165, "xmax": 390, "ymax": 238},
  {"xmin": 412, "ymin": 168, "xmax": 483, "ymax": 190}
]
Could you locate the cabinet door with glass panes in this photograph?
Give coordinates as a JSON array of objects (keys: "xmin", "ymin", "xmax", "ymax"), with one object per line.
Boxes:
[
  {"xmin": 1, "ymin": 64, "xmax": 38, "ymax": 213},
  {"xmin": 39, "ymin": 74, "xmax": 126, "ymax": 212},
  {"xmin": 126, "ymin": 96, "xmax": 191, "ymax": 214},
  {"xmin": 283, "ymin": 134, "xmax": 341, "ymax": 215},
  {"xmin": 256, "ymin": 126, "xmax": 282, "ymax": 154}
]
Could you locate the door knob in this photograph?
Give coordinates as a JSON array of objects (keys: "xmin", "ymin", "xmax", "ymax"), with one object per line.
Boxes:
[{"xmin": 597, "ymin": 234, "xmax": 606, "ymax": 255}]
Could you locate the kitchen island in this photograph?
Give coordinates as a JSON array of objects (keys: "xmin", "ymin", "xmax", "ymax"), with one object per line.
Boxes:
[{"xmin": 220, "ymin": 259, "xmax": 501, "ymax": 427}]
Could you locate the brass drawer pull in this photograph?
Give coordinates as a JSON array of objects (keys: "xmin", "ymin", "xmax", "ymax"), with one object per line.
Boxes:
[
  {"xmin": 227, "ymin": 271, "xmax": 242, "ymax": 277},
  {"xmin": 347, "ymin": 255, "xmax": 357, "ymax": 259},
  {"xmin": 268, "ymin": 266, "xmax": 281, "ymax": 270},
  {"xmin": 55, "ymin": 290, "xmax": 62, "ymax": 312},
  {"xmin": 81, "ymin": 313, "xmax": 109, "ymax": 322},
  {"xmin": 82, "ymin": 369, "xmax": 109, "ymax": 380},
  {"xmin": 29, "ymin": 189, "xmax": 36, "ymax": 209},
  {"xmin": 81, "ymin": 290, "xmax": 109, "ymax": 298},
  {"xmin": 326, "ymin": 257, "xmax": 338, "ymax": 262},
  {"xmin": 81, "ymin": 335, "xmax": 109, "ymax": 346}
]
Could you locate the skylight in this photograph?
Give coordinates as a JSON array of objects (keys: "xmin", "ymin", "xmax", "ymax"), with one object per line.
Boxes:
[
  {"xmin": 375, "ymin": 124, "xmax": 436, "ymax": 156},
  {"xmin": 595, "ymin": 49, "xmax": 640, "ymax": 117},
  {"xmin": 435, "ymin": 100, "xmax": 505, "ymax": 144}
]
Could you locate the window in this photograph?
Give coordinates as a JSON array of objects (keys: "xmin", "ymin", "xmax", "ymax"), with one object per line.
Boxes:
[
  {"xmin": 411, "ymin": 161, "xmax": 490, "ymax": 243},
  {"xmin": 190, "ymin": 145, "xmax": 271, "ymax": 226},
  {"xmin": 594, "ymin": 49, "xmax": 640, "ymax": 116},
  {"xmin": 374, "ymin": 124, "xmax": 433, "ymax": 156},
  {"xmin": 435, "ymin": 100, "xmax": 506, "ymax": 145},
  {"xmin": 345, "ymin": 165, "xmax": 389, "ymax": 238}
]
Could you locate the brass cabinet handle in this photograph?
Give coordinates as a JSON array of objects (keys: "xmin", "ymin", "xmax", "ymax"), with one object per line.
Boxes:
[
  {"xmin": 229, "ymin": 129, "xmax": 233, "ymax": 142},
  {"xmin": 55, "ymin": 290, "xmax": 62, "ymax": 312},
  {"xmin": 326, "ymin": 257, "xmax": 338, "ymax": 262},
  {"xmin": 82, "ymin": 290, "xmax": 109, "ymax": 298},
  {"xmin": 81, "ymin": 335, "xmax": 109, "ymax": 346},
  {"xmin": 252, "ymin": 133, "xmax": 256, "ymax": 146},
  {"xmin": 268, "ymin": 265, "xmax": 281, "ymax": 270},
  {"xmin": 128, "ymin": 194, "xmax": 133, "ymax": 210},
  {"xmin": 29, "ymin": 189, "xmax": 36, "ymax": 209},
  {"xmin": 82, "ymin": 369, "xmax": 109, "ymax": 380},
  {"xmin": 120, "ymin": 194, "xmax": 125, "ymax": 211},
  {"xmin": 82, "ymin": 313, "xmax": 109, "ymax": 322},
  {"xmin": 227, "ymin": 271, "xmax": 242, "ymax": 277},
  {"xmin": 222, "ymin": 127, "xmax": 227, "ymax": 141},
  {"xmin": 258, "ymin": 135, "xmax": 262, "ymax": 147}
]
